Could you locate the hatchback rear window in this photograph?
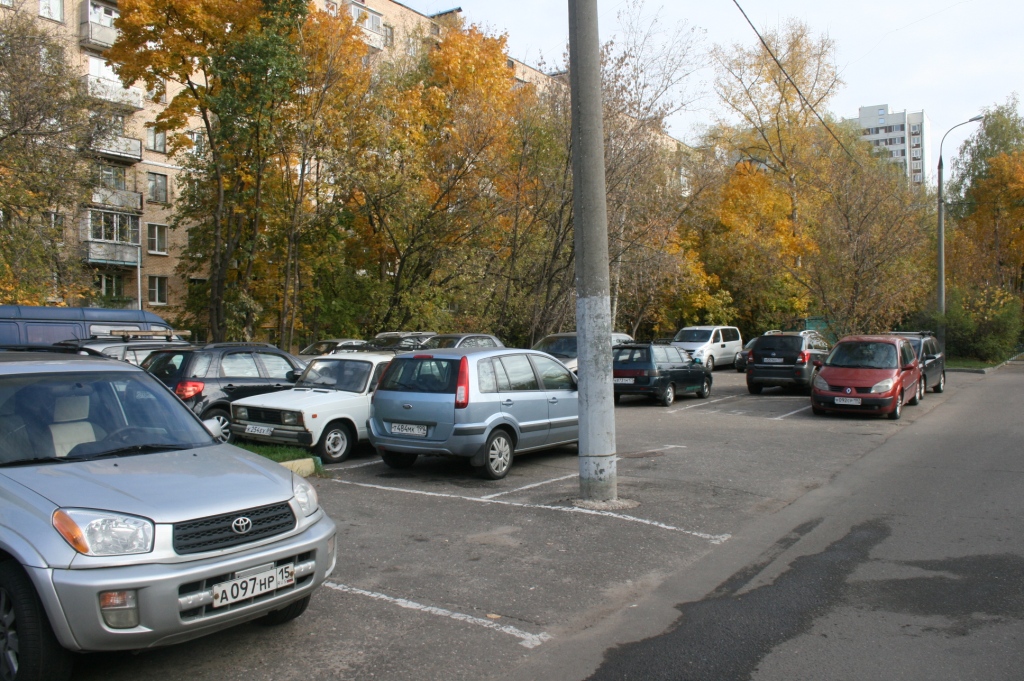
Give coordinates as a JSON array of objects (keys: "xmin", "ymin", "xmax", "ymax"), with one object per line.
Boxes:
[
  {"xmin": 613, "ymin": 347, "xmax": 650, "ymax": 363},
  {"xmin": 754, "ymin": 336, "xmax": 803, "ymax": 353},
  {"xmin": 378, "ymin": 357, "xmax": 458, "ymax": 393}
]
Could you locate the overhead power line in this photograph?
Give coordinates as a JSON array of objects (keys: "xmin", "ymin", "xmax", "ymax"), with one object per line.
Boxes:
[{"xmin": 729, "ymin": 0, "xmax": 859, "ymax": 164}]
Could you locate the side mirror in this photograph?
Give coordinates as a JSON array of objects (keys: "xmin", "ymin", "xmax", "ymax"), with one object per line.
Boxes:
[
  {"xmin": 203, "ymin": 418, "xmax": 224, "ymax": 440},
  {"xmin": 693, "ymin": 357, "xmax": 702, "ymax": 365},
  {"xmin": 901, "ymin": 364, "xmax": 914, "ymax": 372},
  {"xmin": 813, "ymin": 360, "xmax": 822, "ymax": 368},
  {"xmin": 286, "ymin": 370, "xmax": 298, "ymax": 382}
]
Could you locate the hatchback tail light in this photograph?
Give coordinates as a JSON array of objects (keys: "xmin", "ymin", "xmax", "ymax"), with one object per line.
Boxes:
[
  {"xmin": 175, "ymin": 381, "xmax": 204, "ymax": 400},
  {"xmin": 747, "ymin": 353, "xmax": 755, "ymax": 364},
  {"xmin": 455, "ymin": 356, "xmax": 470, "ymax": 409},
  {"xmin": 795, "ymin": 351, "xmax": 810, "ymax": 366}
]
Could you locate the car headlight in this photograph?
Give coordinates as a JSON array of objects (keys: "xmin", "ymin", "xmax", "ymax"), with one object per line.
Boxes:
[
  {"xmin": 813, "ymin": 373, "xmax": 830, "ymax": 391},
  {"xmin": 234, "ymin": 406, "xmax": 249, "ymax": 420},
  {"xmin": 281, "ymin": 411, "xmax": 302, "ymax": 426},
  {"xmin": 870, "ymin": 378, "xmax": 894, "ymax": 394},
  {"xmin": 293, "ymin": 476, "xmax": 319, "ymax": 517},
  {"xmin": 52, "ymin": 509, "xmax": 154, "ymax": 556}
]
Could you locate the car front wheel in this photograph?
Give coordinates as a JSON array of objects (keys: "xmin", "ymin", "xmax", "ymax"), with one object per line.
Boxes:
[
  {"xmin": 316, "ymin": 421, "xmax": 354, "ymax": 464},
  {"xmin": 0, "ymin": 561, "xmax": 74, "ymax": 681},
  {"xmin": 697, "ymin": 376, "xmax": 711, "ymax": 399},
  {"xmin": 480, "ymin": 430, "xmax": 514, "ymax": 480},
  {"xmin": 704, "ymin": 355, "xmax": 715, "ymax": 371},
  {"xmin": 202, "ymin": 408, "xmax": 233, "ymax": 444},
  {"xmin": 888, "ymin": 391, "xmax": 903, "ymax": 420},
  {"xmin": 934, "ymin": 371, "xmax": 945, "ymax": 393}
]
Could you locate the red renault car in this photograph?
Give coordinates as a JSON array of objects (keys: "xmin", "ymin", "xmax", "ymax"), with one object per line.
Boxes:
[{"xmin": 810, "ymin": 335, "xmax": 924, "ymax": 420}]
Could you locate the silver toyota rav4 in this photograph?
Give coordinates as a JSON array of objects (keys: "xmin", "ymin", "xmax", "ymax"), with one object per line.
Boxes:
[
  {"xmin": 368, "ymin": 348, "xmax": 579, "ymax": 479},
  {"xmin": 0, "ymin": 351, "xmax": 336, "ymax": 681}
]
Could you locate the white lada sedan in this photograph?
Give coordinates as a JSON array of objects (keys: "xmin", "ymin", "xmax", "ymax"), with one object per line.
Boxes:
[{"xmin": 230, "ymin": 353, "xmax": 393, "ymax": 463}]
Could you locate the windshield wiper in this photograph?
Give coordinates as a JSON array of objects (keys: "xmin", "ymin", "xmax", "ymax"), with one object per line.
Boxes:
[
  {"xmin": 0, "ymin": 456, "xmax": 70, "ymax": 467},
  {"xmin": 71, "ymin": 444, "xmax": 193, "ymax": 460}
]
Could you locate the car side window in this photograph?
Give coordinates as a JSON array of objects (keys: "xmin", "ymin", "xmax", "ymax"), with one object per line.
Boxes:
[
  {"xmin": 220, "ymin": 352, "xmax": 260, "ymax": 378},
  {"xmin": 478, "ymin": 358, "xmax": 498, "ymax": 393},
  {"xmin": 258, "ymin": 352, "xmax": 294, "ymax": 380},
  {"xmin": 368, "ymin": 362, "xmax": 389, "ymax": 391},
  {"xmin": 667, "ymin": 347, "xmax": 684, "ymax": 362},
  {"xmin": 188, "ymin": 353, "xmax": 213, "ymax": 378},
  {"xmin": 498, "ymin": 355, "xmax": 539, "ymax": 391},
  {"xmin": 478, "ymin": 337, "xmax": 497, "ymax": 347},
  {"xmin": 712, "ymin": 330, "xmax": 722, "ymax": 343},
  {"xmin": 531, "ymin": 355, "xmax": 575, "ymax": 391},
  {"xmin": 653, "ymin": 347, "xmax": 671, "ymax": 364}
]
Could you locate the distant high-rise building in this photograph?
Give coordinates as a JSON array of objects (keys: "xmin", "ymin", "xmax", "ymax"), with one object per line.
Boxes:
[{"xmin": 854, "ymin": 104, "xmax": 931, "ymax": 186}]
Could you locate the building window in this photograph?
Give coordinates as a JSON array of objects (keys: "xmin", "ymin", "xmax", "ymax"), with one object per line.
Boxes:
[
  {"xmin": 99, "ymin": 165, "xmax": 126, "ymax": 190},
  {"xmin": 911, "ymin": 149, "xmax": 922, "ymax": 159},
  {"xmin": 911, "ymin": 124, "xmax": 920, "ymax": 133},
  {"xmin": 911, "ymin": 160, "xmax": 922, "ymax": 170},
  {"xmin": 878, "ymin": 117, "xmax": 885, "ymax": 125},
  {"xmin": 88, "ymin": 55, "xmax": 117, "ymax": 81},
  {"xmin": 89, "ymin": 2, "xmax": 117, "ymax": 26},
  {"xmin": 90, "ymin": 210, "xmax": 140, "ymax": 244},
  {"xmin": 96, "ymin": 272, "xmax": 124, "ymax": 298},
  {"xmin": 148, "ymin": 276, "xmax": 168, "ymax": 305},
  {"xmin": 383, "ymin": 24, "xmax": 394, "ymax": 47},
  {"xmin": 913, "ymin": 173, "xmax": 923, "ymax": 183},
  {"xmin": 147, "ymin": 172, "xmax": 168, "ymax": 203},
  {"xmin": 877, "ymin": 108, "xmax": 885, "ymax": 116},
  {"xmin": 147, "ymin": 223, "xmax": 167, "ymax": 254},
  {"xmin": 324, "ymin": 0, "xmax": 337, "ymax": 16},
  {"xmin": 0, "ymin": 0, "xmax": 13, "ymax": 7},
  {"xmin": 146, "ymin": 127, "xmax": 166, "ymax": 153},
  {"xmin": 912, "ymin": 135, "xmax": 921, "ymax": 147},
  {"xmin": 430, "ymin": 23, "xmax": 440, "ymax": 36},
  {"xmin": 39, "ymin": 0, "xmax": 62, "ymax": 21}
]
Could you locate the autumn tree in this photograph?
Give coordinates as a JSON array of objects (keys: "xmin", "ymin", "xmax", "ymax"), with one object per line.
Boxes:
[{"xmin": 0, "ymin": 4, "xmax": 114, "ymax": 304}]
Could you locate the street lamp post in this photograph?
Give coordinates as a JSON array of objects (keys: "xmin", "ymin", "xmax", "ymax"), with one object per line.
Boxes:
[{"xmin": 937, "ymin": 115, "xmax": 983, "ymax": 330}]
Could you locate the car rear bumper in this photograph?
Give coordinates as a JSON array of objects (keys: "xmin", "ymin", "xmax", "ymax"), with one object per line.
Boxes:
[
  {"xmin": 368, "ymin": 420, "xmax": 484, "ymax": 458},
  {"xmin": 747, "ymin": 365, "xmax": 815, "ymax": 386},
  {"xmin": 34, "ymin": 516, "xmax": 336, "ymax": 652}
]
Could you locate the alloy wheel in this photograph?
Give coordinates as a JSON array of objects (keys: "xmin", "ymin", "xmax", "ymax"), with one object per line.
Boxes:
[{"xmin": 0, "ymin": 587, "xmax": 19, "ymax": 681}]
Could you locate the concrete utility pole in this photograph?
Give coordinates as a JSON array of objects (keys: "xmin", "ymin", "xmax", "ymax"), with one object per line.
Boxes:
[{"xmin": 568, "ymin": 0, "xmax": 617, "ymax": 501}]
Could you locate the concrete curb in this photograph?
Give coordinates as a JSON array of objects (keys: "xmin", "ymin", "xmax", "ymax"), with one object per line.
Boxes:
[
  {"xmin": 278, "ymin": 457, "xmax": 318, "ymax": 477},
  {"xmin": 946, "ymin": 351, "xmax": 1024, "ymax": 375}
]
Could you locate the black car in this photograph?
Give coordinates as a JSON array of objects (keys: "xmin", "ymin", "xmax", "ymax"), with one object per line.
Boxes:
[
  {"xmin": 889, "ymin": 331, "xmax": 945, "ymax": 393},
  {"xmin": 734, "ymin": 337, "xmax": 757, "ymax": 372},
  {"xmin": 746, "ymin": 332, "xmax": 830, "ymax": 394},
  {"xmin": 142, "ymin": 343, "xmax": 305, "ymax": 442},
  {"xmin": 612, "ymin": 343, "xmax": 711, "ymax": 407}
]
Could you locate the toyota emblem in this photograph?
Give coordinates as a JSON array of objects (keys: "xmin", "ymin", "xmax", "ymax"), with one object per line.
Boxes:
[
  {"xmin": 231, "ymin": 517, "xmax": 253, "ymax": 534},
  {"xmin": 845, "ymin": 387, "xmax": 852, "ymax": 394}
]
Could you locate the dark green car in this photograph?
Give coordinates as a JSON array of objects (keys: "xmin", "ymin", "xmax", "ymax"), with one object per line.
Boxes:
[{"xmin": 612, "ymin": 343, "xmax": 712, "ymax": 407}]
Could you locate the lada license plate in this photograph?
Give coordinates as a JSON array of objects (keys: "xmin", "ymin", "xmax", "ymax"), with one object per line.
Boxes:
[
  {"xmin": 763, "ymin": 357, "xmax": 784, "ymax": 363},
  {"xmin": 613, "ymin": 378, "xmax": 634, "ymax": 384},
  {"xmin": 835, "ymin": 396, "xmax": 862, "ymax": 405},
  {"xmin": 391, "ymin": 422, "xmax": 427, "ymax": 437},
  {"xmin": 212, "ymin": 563, "xmax": 294, "ymax": 608},
  {"xmin": 245, "ymin": 424, "xmax": 274, "ymax": 436}
]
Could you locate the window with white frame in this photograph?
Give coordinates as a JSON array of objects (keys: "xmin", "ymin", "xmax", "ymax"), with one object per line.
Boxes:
[
  {"xmin": 88, "ymin": 55, "xmax": 117, "ymax": 81},
  {"xmin": 911, "ymin": 124, "xmax": 920, "ymax": 133},
  {"xmin": 96, "ymin": 272, "xmax": 124, "ymax": 298},
  {"xmin": 147, "ymin": 172, "xmax": 168, "ymax": 203},
  {"xmin": 324, "ymin": 1, "xmax": 337, "ymax": 16},
  {"xmin": 148, "ymin": 276, "xmax": 168, "ymax": 305},
  {"xmin": 0, "ymin": 0, "xmax": 13, "ymax": 8},
  {"xmin": 147, "ymin": 223, "xmax": 167, "ymax": 254},
  {"xmin": 98, "ymin": 164, "xmax": 126, "ymax": 190},
  {"xmin": 39, "ymin": 0, "xmax": 62, "ymax": 21},
  {"xmin": 913, "ymin": 173, "xmax": 923, "ymax": 183},
  {"xmin": 877, "ymin": 108, "xmax": 885, "ymax": 116},
  {"xmin": 90, "ymin": 210, "xmax": 139, "ymax": 244},
  {"xmin": 911, "ymin": 160, "xmax": 922, "ymax": 170},
  {"xmin": 146, "ymin": 127, "xmax": 166, "ymax": 153},
  {"xmin": 911, "ymin": 149, "xmax": 922, "ymax": 159},
  {"xmin": 912, "ymin": 135, "xmax": 921, "ymax": 147},
  {"xmin": 89, "ymin": 2, "xmax": 118, "ymax": 26},
  {"xmin": 185, "ymin": 130, "xmax": 207, "ymax": 157}
]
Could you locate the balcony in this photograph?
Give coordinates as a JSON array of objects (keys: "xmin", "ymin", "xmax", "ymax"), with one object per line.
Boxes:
[
  {"xmin": 346, "ymin": 2, "xmax": 385, "ymax": 51},
  {"xmin": 85, "ymin": 241, "xmax": 140, "ymax": 266},
  {"xmin": 82, "ymin": 74, "xmax": 145, "ymax": 110},
  {"xmin": 94, "ymin": 135, "xmax": 142, "ymax": 163},
  {"xmin": 80, "ymin": 2, "xmax": 119, "ymax": 49},
  {"xmin": 92, "ymin": 187, "xmax": 143, "ymax": 211}
]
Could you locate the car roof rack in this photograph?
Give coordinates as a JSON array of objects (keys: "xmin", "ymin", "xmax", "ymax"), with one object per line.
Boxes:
[
  {"xmin": 0, "ymin": 345, "xmax": 107, "ymax": 357},
  {"xmin": 200, "ymin": 342, "xmax": 278, "ymax": 349}
]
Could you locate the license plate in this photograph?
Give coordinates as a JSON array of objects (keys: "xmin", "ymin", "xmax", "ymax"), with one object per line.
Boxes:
[
  {"xmin": 835, "ymin": 396, "xmax": 862, "ymax": 405},
  {"xmin": 212, "ymin": 563, "xmax": 294, "ymax": 608},
  {"xmin": 391, "ymin": 422, "xmax": 427, "ymax": 436},
  {"xmin": 245, "ymin": 424, "xmax": 274, "ymax": 436},
  {"xmin": 613, "ymin": 377, "xmax": 634, "ymax": 384},
  {"xmin": 763, "ymin": 357, "xmax": 784, "ymax": 363}
]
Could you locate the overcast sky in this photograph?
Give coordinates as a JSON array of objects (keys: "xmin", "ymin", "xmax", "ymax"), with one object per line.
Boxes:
[{"xmin": 401, "ymin": 0, "xmax": 1021, "ymax": 180}]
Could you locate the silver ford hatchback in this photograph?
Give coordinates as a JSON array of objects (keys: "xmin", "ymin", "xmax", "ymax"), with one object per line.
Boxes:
[{"xmin": 368, "ymin": 349, "xmax": 579, "ymax": 479}]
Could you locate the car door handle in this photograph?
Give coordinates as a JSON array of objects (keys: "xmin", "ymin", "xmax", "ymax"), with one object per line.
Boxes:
[
  {"xmin": 224, "ymin": 384, "xmax": 237, "ymax": 392},
  {"xmin": 502, "ymin": 399, "xmax": 514, "ymax": 406},
  {"xmin": 548, "ymin": 397, "xmax": 558, "ymax": 404}
]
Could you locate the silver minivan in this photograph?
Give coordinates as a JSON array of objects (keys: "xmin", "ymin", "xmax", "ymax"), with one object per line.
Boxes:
[
  {"xmin": 368, "ymin": 349, "xmax": 578, "ymax": 480},
  {"xmin": 670, "ymin": 326, "xmax": 743, "ymax": 371}
]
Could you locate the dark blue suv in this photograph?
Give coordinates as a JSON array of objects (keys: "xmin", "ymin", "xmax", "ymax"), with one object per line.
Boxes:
[{"xmin": 612, "ymin": 343, "xmax": 712, "ymax": 407}]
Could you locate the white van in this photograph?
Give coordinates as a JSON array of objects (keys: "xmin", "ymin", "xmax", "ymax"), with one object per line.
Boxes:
[{"xmin": 670, "ymin": 326, "xmax": 744, "ymax": 371}]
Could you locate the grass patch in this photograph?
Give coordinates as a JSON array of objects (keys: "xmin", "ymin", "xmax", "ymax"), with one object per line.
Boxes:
[
  {"xmin": 234, "ymin": 441, "xmax": 313, "ymax": 463},
  {"xmin": 947, "ymin": 357, "xmax": 1004, "ymax": 369}
]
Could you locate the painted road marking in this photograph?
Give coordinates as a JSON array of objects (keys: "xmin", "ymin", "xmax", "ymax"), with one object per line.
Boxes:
[
  {"xmin": 324, "ymin": 582, "xmax": 552, "ymax": 648},
  {"xmin": 480, "ymin": 473, "xmax": 578, "ymax": 500},
  {"xmin": 329, "ymin": 479, "xmax": 731, "ymax": 544},
  {"xmin": 771, "ymin": 405, "xmax": 813, "ymax": 420},
  {"xmin": 667, "ymin": 395, "xmax": 738, "ymax": 414}
]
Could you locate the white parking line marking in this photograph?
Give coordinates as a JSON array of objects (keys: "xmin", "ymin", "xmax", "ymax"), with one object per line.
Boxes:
[
  {"xmin": 324, "ymin": 582, "xmax": 552, "ymax": 648},
  {"xmin": 328, "ymin": 459, "xmax": 384, "ymax": 470},
  {"xmin": 480, "ymin": 474, "xmax": 578, "ymax": 499},
  {"xmin": 667, "ymin": 395, "xmax": 737, "ymax": 414},
  {"xmin": 329, "ymin": 479, "xmax": 731, "ymax": 543},
  {"xmin": 771, "ymin": 405, "xmax": 813, "ymax": 420}
]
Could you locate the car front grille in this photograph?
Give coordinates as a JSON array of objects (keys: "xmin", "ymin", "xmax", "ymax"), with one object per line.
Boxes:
[
  {"xmin": 246, "ymin": 408, "xmax": 283, "ymax": 424},
  {"xmin": 828, "ymin": 385, "xmax": 872, "ymax": 394},
  {"xmin": 173, "ymin": 502, "xmax": 296, "ymax": 555}
]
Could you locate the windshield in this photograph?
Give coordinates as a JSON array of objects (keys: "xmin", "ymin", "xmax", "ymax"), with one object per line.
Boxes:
[
  {"xmin": 826, "ymin": 342, "xmax": 898, "ymax": 369},
  {"xmin": 0, "ymin": 371, "xmax": 213, "ymax": 465},
  {"xmin": 300, "ymin": 341, "xmax": 338, "ymax": 355},
  {"xmin": 296, "ymin": 359, "xmax": 372, "ymax": 392},
  {"xmin": 673, "ymin": 329, "xmax": 712, "ymax": 343},
  {"xmin": 421, "ymin": 336, "xmax": 461, "ymax": 349},
  {"xmin": 532, "ymin": 336, "xmax": 577, "ymax": 359}
]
